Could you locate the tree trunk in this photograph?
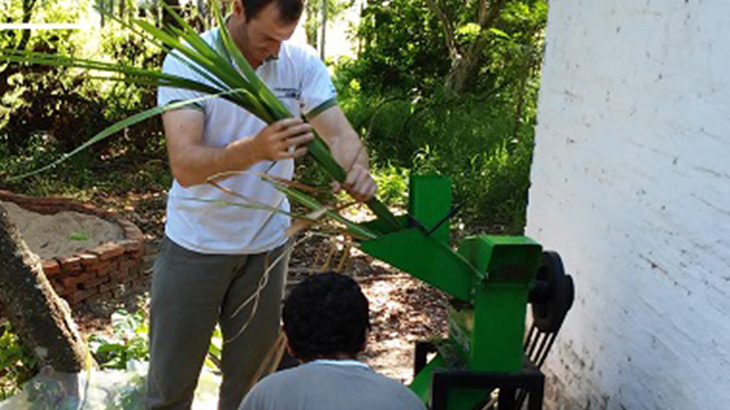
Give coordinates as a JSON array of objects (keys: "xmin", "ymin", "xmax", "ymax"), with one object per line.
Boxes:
[
  {"xmin": 0, "ymin": 205, "xmax": 88, "ymax": 373},
  {"xmin": 319, "ymin": 0, "xmax": 328, "ymax": 59},
  {"xmin": 444, "ymin": 50, "xmax": 482, "ymax": 95},
  {"xmin": 16, "ymin": 0, "xmax": 38, "ymax": 52},
  {"xmin": 0, "ymin": 0, "xmax": 37, "ymax": 96},
  {"xmin": 438, "ymin": 0, "xmax": 506, "ymax": 95}
]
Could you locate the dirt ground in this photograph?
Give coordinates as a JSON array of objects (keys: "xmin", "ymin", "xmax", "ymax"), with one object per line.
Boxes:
[{"xmin": 71, "ymin": 188, "xmax": 450, "ymax": 384}]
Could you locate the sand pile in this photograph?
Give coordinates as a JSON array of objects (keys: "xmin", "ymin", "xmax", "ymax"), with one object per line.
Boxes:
[{"xmin": 1, "ymin": 200, "xmax": 124, "ymax": 260}]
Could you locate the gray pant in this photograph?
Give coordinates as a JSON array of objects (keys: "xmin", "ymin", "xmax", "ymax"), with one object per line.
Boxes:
[{"xmin": 146, "ymin": 236, "xmax": 289, "ymax": 410}]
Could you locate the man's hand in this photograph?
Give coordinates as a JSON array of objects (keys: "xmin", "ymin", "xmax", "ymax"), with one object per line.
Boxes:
[
  {"xmin": 332, "ymin": 163, "xmax": 377, "ymax": 202},
  {"xmin": 308, "ymin": 106, "xmax": 378, "ymax": 203},
  {"xmin": 246, "ymin": 118, "xmax": 314, "ymax": 162},
  {"xmin": 164, "ymin": 110, "xmax": 315, "ymax": 187}
]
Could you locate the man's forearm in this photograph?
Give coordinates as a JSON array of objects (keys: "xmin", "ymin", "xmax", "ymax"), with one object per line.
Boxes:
[
  {"xmin": 309, "ymin": 106, "xmax": 377, "ymax": 201},
  {"xmin": 170, "ymin": 139, "xmax": 261, "ymax": 187},
  {"xmin": 166, "ymin": 114, "xmax": 313, "ymax": 187},
  {"xmin": 328, "ymin": 130, "xmax": 370, "ymax": 173}
]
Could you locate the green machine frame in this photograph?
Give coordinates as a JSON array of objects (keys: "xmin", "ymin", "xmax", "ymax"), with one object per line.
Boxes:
[{"xmin": 357, "ymin": 175, "xmax": 566, "ymax": 410}]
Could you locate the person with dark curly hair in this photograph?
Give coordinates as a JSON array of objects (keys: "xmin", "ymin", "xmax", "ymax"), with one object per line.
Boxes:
[{"xmin": 238, "ymin": 272, "xmax": 426, "ymax": 410}]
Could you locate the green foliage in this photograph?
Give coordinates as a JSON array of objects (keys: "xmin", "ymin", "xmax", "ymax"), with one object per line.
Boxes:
[
  {"xmin": 304, "ymin": 0, "xmax": 355, "ymax": 47},
  {"xmin": 336, "ymin": 0, "xmax": 547, "ymax": 96},
  {"xmin": 0, "ymin": 0, "xmax": 98, "ymax": 153},
  {"xmin": 342, "ymin": 90, "xmax": 535, "ymax": 232},
  {"xmin": 0, "ymin": 322, "xmax": 39, "ymax": 400},
  {"xmin": 332, "ymin": 0, "xmax": 547, "ymax": 231},
  {"xmin": 88, "ymin": 309, "xmax": 149, "ymax": 370},
  {"xmin": 338, "ymin": 0, "xmax": 450, "ymax": 94},
  {"xmin": 99, "ymin": 18, "xmax": 166, "ymax": 155},
  {"xmin": 0, "ymin": 0, "xmax": 87, "ymax": 51},
  {"xmin": 0, "ymin": 0, "xmax": 168, "ymax": 163},
  {"xmin": 86, "ymin": 307, "xmax": 222, "ymax": 376},
  {"xmin": 371, "ymin": 162, "xmax": 409, "ymax": 208}
]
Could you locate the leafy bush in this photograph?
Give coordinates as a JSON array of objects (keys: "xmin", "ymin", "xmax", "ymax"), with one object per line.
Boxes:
[
  {"xmin": 0, "ymin": 0, "xmax": 167, "ymax": 168},
  {"xmin": 98, "ymin": 19, "xmax": 166, "ymax": 157},
  {"xmin": 1, "ymin": 0, "xmax": 97, "ymax": 153},
  {"xmin": 338, "ymin": 0, "xmax": 450, "ymax": 95},
  {"xmin": 336, "ymin": 0, "xmax": 547, "ymax": 97},
  {"xmin": 88, "ymin": 309, "xmax": 149, "ymax": 370},
  {"xmin": 337, "ymin": 86, "xmax": 536, "ymax": 232},
  {"xmin": 371, "ymin": 162, "xmax": 410, "ymax": 208},
  {"xmin": 87, "ymin": 307, "xmax": 223, "ymax": 374},
  {"xmin": 331, "ymin": 0, "xmax": 547, "ymax": 232},
  {"xmin": 0, "ymin": 321, "xmax": 38, "ymax": 400}
]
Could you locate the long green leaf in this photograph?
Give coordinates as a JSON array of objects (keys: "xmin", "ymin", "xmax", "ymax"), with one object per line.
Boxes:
[
  {"xmin": 133, "ymin": 18, "xmax": 274, "ymax": 122},
  {"xmin": 1, "ymin": 49, "xmax": 226, "ymax": 97},
  {"xmin": 135, "ymin": 20, "xmax": 241, "ymax": 88},
  {"xmin": 10, "ymin": 91, "xmax": 242, "ymax": 181},
  {"xmin": 101, "ymin": 11, "xmax": 239, "ymax": 95},
  {"xmin": 211, "ymin": 6, "xmax": 399, "ymax": 229}
]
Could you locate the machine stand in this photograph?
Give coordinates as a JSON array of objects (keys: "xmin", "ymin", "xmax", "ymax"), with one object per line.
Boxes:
[
  {"xmin": 416, "ymin": 341, "xmax": 545, "ymax": 410},
  {"xmin": 431, "ymin": 367, "xmax": 544, "ymax": 410}
]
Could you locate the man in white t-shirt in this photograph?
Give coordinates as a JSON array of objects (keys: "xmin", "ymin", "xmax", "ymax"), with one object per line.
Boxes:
[{"xmin": 148, "ymin": 0, "xmax": 377, "ymax": 408}]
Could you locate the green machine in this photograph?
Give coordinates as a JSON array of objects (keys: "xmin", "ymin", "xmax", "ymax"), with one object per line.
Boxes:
[{"xmin": 358, "ymin": 175, "xmax": 574, "ymax": 410}]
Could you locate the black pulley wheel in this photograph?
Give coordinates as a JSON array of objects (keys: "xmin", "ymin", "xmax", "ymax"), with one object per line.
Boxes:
[{"xmin": 529, "ymin": 251, "xmax": 575, "ymax": 332}]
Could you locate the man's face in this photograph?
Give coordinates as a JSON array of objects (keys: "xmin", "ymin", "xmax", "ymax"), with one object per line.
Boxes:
[{"xmin": 231, "ymin": 1, "xmax": 299, "ymax": 68}]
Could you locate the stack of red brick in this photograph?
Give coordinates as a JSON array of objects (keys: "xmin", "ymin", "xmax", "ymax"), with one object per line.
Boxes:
[{"xmin": 0, "ymin": 190, "xmax": 147, "ymax": 310}]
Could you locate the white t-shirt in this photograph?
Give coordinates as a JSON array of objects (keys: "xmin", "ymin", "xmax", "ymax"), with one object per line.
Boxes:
[{"xmin": 157, "ymin": 28, "xmax": 337, "ymax": 254}]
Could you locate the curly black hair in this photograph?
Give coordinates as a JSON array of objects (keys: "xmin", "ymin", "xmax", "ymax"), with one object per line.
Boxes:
[{"xmin": 283, "ymin": 272, "xmax": 370, "ymax": 361}]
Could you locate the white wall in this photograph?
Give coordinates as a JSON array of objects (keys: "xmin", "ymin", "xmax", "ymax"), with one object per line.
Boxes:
[{"xmin": 526, "ymin": 1, "xmax": 730, "ymax": 409}]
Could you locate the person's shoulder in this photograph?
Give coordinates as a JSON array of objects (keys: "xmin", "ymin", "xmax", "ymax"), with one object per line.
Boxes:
[
  {"xmin": 255, "ymin": 364, "xmax": 309, "ymax": 387},
  {"xmin": 367, "ymin": 372, "xmax": 427, "ymax": 409},
  {"xmin": 280, "ymin": 41, "xmax": 320, "ymax": 64},
  {"xmin": 239, "ymin": 367, "xmax": 299, "ymax": 408}
]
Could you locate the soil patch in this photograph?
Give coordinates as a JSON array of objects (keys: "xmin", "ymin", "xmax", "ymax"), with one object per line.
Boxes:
[{"xmin": 1, "ymin": 200, "xmax": 124, "ymax": 260}]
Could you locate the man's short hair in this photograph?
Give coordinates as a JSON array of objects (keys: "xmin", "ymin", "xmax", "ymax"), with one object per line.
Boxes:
[
  {"xmin": 241, "ymin": 0, "xmax": 303, "ymax": 23},
  {"xmin": 283, "ymin": 272, "xmax": 370, "ymax": 361}
]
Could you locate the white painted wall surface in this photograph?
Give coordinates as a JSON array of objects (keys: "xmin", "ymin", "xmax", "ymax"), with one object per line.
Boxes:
[{"xmin": 526, "ymin": 1, "xmax": 730, "ymax": 409}]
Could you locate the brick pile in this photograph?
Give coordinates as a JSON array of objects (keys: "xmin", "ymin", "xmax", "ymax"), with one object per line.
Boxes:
[{"xmin": 0, "ymin": 190, "xmax": 147, "ymax": 312}]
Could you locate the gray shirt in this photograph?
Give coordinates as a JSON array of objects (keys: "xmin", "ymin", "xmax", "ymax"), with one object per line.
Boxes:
[{"xmin": 239, "ymin": 360, "xmax": 426, "ymax": 410}]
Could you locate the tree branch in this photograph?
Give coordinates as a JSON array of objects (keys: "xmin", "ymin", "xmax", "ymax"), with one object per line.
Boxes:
[
  {"xmin": 422, "ymin": 0, "xmax": 459, "ymax": 62},
  {"xmin": 478, "ymin": 0, "xmax": 504, "ymax": 29},
  {"xmin": 478, "ymin": 0, "xmax": 487, "ymax": 23},
  {"xmin": 16, "ymin": 0, "xmax": 38, "ymax": 51}
]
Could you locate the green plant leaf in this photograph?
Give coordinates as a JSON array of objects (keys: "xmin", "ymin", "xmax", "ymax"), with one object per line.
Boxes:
[
  {"xmin": 10, "ymin": 90, "xmax": 242, "ymax": 181},
  {"xmin": 68, "ymin": 232, "xmax": 90, "ymax": 241}
]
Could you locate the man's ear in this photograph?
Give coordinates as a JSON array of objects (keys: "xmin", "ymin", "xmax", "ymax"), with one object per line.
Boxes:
[{"xmin": 233, "ymin": 0, "xmax": 245, "ymax": 20}]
